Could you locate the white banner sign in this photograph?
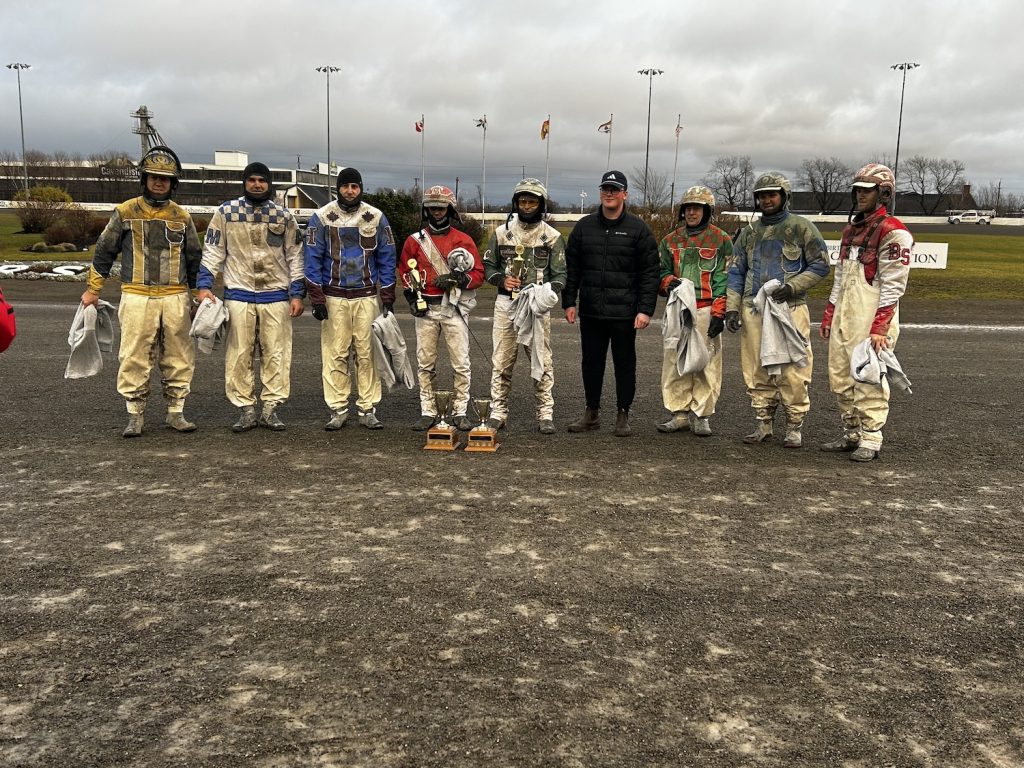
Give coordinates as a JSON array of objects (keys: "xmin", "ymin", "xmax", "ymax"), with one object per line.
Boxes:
[{"xmin": 825, "ymin": 240, "xmax": 948, "ymax": 269}]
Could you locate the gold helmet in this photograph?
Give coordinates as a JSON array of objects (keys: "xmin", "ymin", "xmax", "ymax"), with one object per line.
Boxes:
[
  {"xmin": 678, "ymin": 185, "xmax": 715, "ymax": 225},
  {"xmin": 139, "ymin": 145, "xmax": 181, "ymax": 180},
  {"xmin": 852, "ymin": 163, "xmax": 896, "ymax": 201},
  {"xmin": 681, "ymin": 185, "xmax": 715, "ymax": 208}
]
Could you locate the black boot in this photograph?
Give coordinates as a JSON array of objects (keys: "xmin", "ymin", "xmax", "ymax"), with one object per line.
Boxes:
[
  {"xmin": 613, "ymin": 408, "xmax": 632, "ymax": 437},
  {"xmin": 567, "ymin": 407, "xmax": 600, "ymax": 433}
]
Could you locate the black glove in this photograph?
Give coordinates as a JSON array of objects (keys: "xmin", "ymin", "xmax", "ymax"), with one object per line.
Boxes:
[
  {"xmin": 382, "ymin": 301, "xmax": 394, "ymax": 318},
  {"xmin": 432, "ymin": 274, "xmax": 457, "ymax": 290},
  {"xmin": 404, "ymin": 289, "xmax": 427, "ymax": 318},
  {"xmin": 725, "ymin": 310, "xmax": 741, "ymax": 333},
  {"xmin": 708, "ymin": 315, "xmax": 725, "ymax": 339},
  {"xmin": 452, "ymin": 271, "xmax": 470, "ymax": 288},
  {"xmin": 771, "ymin": 283, "xmax": 795, "ymax": 302},
  {"xmin": 311, "ymin": 303, "xmax": 329, "ymax": 322},
  {"xmin": 667, "ymin": 278, "xmax": 682, "ymax": 293}
]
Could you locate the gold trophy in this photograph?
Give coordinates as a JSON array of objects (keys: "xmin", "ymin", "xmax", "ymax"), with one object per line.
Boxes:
[
  {"xmin": 464, "ymin": 397, "xmax": 500, "ymax": 453},
  {"xmin": 509, "ymin": 247, "xmax": 526, "ymax": 301},
  {"xmin": 406, "ymin": 258, "xmax": 428, "ymax": 314},
  {"xmin": 425, "ymin": 390, "xmax": 460, "ymax": 451}
]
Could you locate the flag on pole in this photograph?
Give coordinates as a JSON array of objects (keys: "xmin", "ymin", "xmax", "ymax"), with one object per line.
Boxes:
[
  {"xmin": 540, "ymin": 119, "xmax": 550, "ymax": 140},
  {"xmin": 415, "ymin": 119, "xmax": 424, "ymax": 132},
  {"xmin": 475, "ymin": 116, "xmax": 487, "ymax": 128},
  {"xmin": 675, "ymin": 123, "xmax": 683, "ymax": 137},
  {"xmin": 597, "ymin": 118, "xmax": 612, "ymax": 133}
]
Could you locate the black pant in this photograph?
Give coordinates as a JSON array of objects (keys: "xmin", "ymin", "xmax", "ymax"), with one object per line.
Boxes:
[{"xmin": 579, "ymin": 316, "xmax": 636, "ymax": 411}]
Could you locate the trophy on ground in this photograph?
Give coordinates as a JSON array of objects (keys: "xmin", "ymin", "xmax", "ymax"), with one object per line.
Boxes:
[
  {"xmin": 406, "ymin": 258, "xmax": 428, "ymax": 314},
  {"xmin": 425, "ymin": 390, "xmax": 460, "ymax": 451},
  {"xmin": 509, "ymin": 248, "xmax": 526, "ymax": 302},
  {"xmin": 464, "ymin": 397, "xmax": 500, "ymax": 453}
]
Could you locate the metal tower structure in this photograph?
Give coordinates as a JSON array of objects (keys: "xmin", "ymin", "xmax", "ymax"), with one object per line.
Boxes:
[{"xmin": 130, "ymin": 105, "xmax": 167, "ymax": 157}]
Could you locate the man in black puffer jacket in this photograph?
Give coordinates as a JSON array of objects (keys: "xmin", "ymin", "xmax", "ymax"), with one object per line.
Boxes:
[{"xmin": 562, "ymin": 170, "xmax": 660, "ymax": 437}]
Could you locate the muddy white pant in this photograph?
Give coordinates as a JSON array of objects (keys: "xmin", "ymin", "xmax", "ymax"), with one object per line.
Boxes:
[
  {"xmin": 116, "ymin": 292, "xmax": 194, "ymax": 414},
  {"xmin": 827, "ymin": 261, "xmax": 900, "ymax": 451},
  {"xmin": 224, "ymin": 299, "xmax": 292, "ymax": 409},
  {"xmin": 320, "ymin": 295, "xmax": 380, "ymax": 413},
  {"xmin": 739, "ymin": 302, "xmax": 812, "ymax": 425},
  {"xmin": 489, "ymin": 294, "xmax": 554, "ymax": 422},
  {"xmin": 414, "ymin": 306, "xmax": 471, "ymax": 417},
  {"xmin": 660, "ymin": 306, "xmax": 722, "ymax": 418}
]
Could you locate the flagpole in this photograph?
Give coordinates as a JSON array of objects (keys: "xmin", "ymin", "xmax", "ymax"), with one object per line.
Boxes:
[
  {"xmin": 670, "ymin": 114, "xmax": 681, "ymax": 207},
  {"xmin": 420, "ymin": 113, "xmax": 425, "ymax": 194},
  {"xmin": 479, "ymin": 115, "xmax": 487, "ymax": 226},
  {"xmin": 607, "ymin": 113, "xmax": 613, "ymax": 169},
  {"xmin": 544, "ymin": 113, "xmax": 551, "ymax": 191}
]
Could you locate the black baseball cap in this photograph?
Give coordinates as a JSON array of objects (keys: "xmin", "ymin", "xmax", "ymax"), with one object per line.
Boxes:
[{"xmin": 600, "ymin": 170, "xmax": 627, "ymax": 189}]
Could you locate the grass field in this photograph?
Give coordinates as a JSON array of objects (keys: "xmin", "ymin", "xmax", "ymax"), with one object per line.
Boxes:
[
  {"xmin": 0, "ymin": 211, "xmax": 94, "ymax": 261},
  {"xmin": 3, "ymin": 212, "xmax": 1021, "ymax": 301}
]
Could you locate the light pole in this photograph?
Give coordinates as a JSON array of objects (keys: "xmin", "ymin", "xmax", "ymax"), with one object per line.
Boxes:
[
  {"xmin": 315, "ymin": 65, "xmax": 340, "ymax": 191},
  {"xmin": 6, "ymin": 62, "xmax": 31, "ymax": 193},
  {"xmin": 638, "ymin": 67, "xmax": 663, "ymax": 207},
  {"xmin": 579, "ymin": 189, "xmax": 588, "ymax": 214},
  {"xmin": 890, "ymin": 62, "xmax": 919, "ymax": 215}
]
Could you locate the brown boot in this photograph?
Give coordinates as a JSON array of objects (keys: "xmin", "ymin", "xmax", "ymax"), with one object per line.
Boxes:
[
  {"xmin": 567, "ymin": 407, "xmax": 600, "ymax": 433},
  {"xmin": 613, "ymin": 408, "xmax": 632, "ymax": 437}
]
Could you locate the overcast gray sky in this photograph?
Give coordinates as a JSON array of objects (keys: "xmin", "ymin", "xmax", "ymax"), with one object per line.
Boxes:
[{"xmin": 2, "ymin": 0, "xmax": 1021, "ymax": 207}]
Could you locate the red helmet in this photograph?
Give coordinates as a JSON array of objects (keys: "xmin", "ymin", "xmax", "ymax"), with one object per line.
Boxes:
[
  {"xmin": 421, "ymin": 185, "xmax": 461, "ymax": 227},
  {"xmin": 852, "ymin": 163, "xmax": 895, "ymax": 201}
]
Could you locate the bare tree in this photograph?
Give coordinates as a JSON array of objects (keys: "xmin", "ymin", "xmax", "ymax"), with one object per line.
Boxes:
[
  {"xmin": 798, "ymin": 156, "xmax": 851, "ymax": 214},
  {"xmin": 903, "ymin": 155, "xmax": 967, "ymax": 214},
  {"xmin": 700, "ymin": 155, "xmax": 754, "ymax": 210},
  {"xmin": 628, "ymin": 165, "xmax": 672, "ymax": 211}
]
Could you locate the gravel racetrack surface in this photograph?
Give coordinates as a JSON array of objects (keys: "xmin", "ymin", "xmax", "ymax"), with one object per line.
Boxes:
[{"xmin": 2, "ymin": 281, "xmax": 1022, "ymax": 767}]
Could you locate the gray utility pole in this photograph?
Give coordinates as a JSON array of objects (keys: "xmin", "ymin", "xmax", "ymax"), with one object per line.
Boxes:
[
  {"xmin": 637, "ymin": 68, "xmax": 664, "ymax": 207},
  {"xmin": 315, "ymin": 66, "xmax": 340, "ymax": 190},
  {"xmin": 7, "ymin": 63, "xmax": 31, "ymax": 192},
  {"xmin": 890, "ymin": 62, "xmax": 920, "ymax": 216}
]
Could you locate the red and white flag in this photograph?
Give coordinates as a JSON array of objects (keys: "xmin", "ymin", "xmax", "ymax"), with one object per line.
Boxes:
[
  {"xmin": 540, "ymin": 119, "xmax": 550, "ymax": 140},
  {"xmin": 597, "ymin": 118, "xmax": 612, "ymax": 134},
  {"xmin": 415, "ymin": 119, "xmax": 424, "ymax": 132}
]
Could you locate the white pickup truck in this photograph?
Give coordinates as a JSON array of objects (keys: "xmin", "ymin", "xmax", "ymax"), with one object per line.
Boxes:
[{"xmin": 947, "ymin": 210, "xmax": 993, "ymax": 224}]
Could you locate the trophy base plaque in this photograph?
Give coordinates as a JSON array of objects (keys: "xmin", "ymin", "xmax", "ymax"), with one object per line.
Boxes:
[
  {"xmin": 464, "ymin": 426, "xmax": 499, "ymax": 452},
  {"xmin": 425, "ymin": 424, "xmax": 461, "ymax": 451}
]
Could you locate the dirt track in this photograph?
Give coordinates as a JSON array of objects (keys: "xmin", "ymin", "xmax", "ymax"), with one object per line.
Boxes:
[{"xmin": 1, "ymin": 282, "xmax": 1022, "ymax": 767}]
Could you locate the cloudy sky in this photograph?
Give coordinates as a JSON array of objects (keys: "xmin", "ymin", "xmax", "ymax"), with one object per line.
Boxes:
[{"xmin": 2, "ymin": 0, "xmax": 1021, "ymax": 207}]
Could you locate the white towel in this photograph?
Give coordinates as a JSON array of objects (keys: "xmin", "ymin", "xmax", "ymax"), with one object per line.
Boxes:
[
  {"xmin": 371, "ymin": 312, "xmax": 415, "ymax": 392},
  {"xmin": 663, "ymin": 279, "xmax": 710, "ymax": 376},
  {"xmin": 65, "ymin": 301, "xmax": 116, "ymax": 379},
  {"xmin": 512, "ymin": 282, "xmax": 559, "ymax": 381},
  {"xmin": 851, "ymin": 338, "xmax": 913, "ymax": 394},
  {"xmin": 753, "ymin": 279, "xmax": 809, "ymax": 375},
  {"xmin": 189, "ymin": 297, "xmax": 229, "ymax": 355}
]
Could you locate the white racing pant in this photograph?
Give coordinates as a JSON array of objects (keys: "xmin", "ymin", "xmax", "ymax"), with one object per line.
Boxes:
[
  {"xmin": 320, "ymin": 295, "xmax": 380, "ymax": 414},
  {"xmin": 489, "ymin": 294, "xmax": 554, "ymax": 422},
  {"xmin": 827, "ymin": 261, "xmax": 900, "ymax": 452},
  {"xmin": 414, "ymin": 306, "xmax": 471, "ymax": 418},
  {"xmin": 116, "ymin": 292, "xmax": 194, "ymax": 414},
  {"xmin": 739, "ymin": 302, "xmax": 813, "ymax": 426},
  {"xmin": 224, "ymin": 299, "xmax": 292, "ymax": 409},
  {"xmin": 660, "ymin": 305, "xmax": 722, "ymax": 418}
]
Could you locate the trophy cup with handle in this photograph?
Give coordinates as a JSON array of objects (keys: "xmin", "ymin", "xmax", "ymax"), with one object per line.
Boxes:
[
  {"xmin": 464, "ymin": 397, "xmax": 500, "ymax": 453},
  {"xmin": 509, "ymin": 248, "xmax": 526, "ymax": 302},
  {"xmin": 425, "ymin": 389, "xmax": 460, "ymax": 451},
  {"xmin": 406, "ymin": 258, "xmax": 428, "ymax": 314}
]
